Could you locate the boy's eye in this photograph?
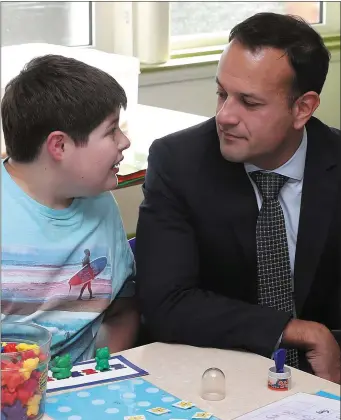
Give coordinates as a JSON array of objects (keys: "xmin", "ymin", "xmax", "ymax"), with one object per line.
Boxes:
[{"xmin": 105, "ymin": 126, "xmax": 119, "ymax": 138}]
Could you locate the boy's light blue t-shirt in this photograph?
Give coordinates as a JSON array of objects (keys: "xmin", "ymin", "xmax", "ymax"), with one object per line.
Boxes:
[{"xmin": 1, "ymin": 160, "xmax": 135, "ymax": 363}]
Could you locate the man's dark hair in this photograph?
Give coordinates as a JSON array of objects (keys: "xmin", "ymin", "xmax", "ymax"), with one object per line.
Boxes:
[
  {"xmin": 1, "ymin": 54, "xmax": 127, "ymax": 162},
  {"xmin": 229, "ymin": 12, "xmax": 330, "ymax": 101}
]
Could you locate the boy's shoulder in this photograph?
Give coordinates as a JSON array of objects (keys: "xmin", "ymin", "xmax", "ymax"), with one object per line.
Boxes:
[
  {"xmin": 86, "ymin": 191, "xmax": 116, "ymax": 205},
  {"xmin": 80, "ymin": 191, "xmax": 121, "ymax": 219},
  {"xmin": 83, "ymin": 190, "xmax": 117, "ymax": 206}
]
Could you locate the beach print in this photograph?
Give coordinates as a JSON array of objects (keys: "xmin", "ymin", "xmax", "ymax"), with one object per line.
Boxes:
[{"xmin": 1, "ymin": 243, "xmax": 113, "ymax": 349}]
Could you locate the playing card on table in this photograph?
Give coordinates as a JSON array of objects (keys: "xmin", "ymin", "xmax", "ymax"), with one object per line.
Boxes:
[
  {"xmin": 172, "ymin": 400, "xmax": 195, "ymax": 409},
  {"xmin": 147, "ymin": 407, "xmax": 171, "ymax": 415},
  {"xmin": 192, "ymin": 412, "xmax": 213, "ymax": 419}
]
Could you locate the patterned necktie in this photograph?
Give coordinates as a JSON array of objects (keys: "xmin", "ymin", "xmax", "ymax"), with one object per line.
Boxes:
[{"xmin": 250, "ymin": 171, "xmax": 299, "ymax": 368}]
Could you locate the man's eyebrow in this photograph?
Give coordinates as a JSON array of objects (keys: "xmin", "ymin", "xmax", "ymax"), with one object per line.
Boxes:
[
  {"xmin": 216, "ymin": 76, "xmax": 264, "ymax": 101},
  {"xmin": 240, "ymin": 92, "xmax": 263, "ymax": 101},
  {"xmin": 215, "ymin": 76, "xmax": 223, "ymax": 87}
]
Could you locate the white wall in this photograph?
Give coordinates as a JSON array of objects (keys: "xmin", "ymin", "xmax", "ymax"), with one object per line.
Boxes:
[
  {"xmin": 139, "ymin": 52, "xmax": 340, "ymax": 128},
  {"xmin": 140, "ymin": 70, "xmax": 217, "ymax": 118},
  {"xmin": 314, "ymin": 52, "xmax": 341, "ymax": 128}
]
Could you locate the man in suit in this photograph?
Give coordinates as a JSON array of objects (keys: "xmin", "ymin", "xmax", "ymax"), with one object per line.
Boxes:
[{"xmin": 136, "ymin": 13, "xmax": 341, "ymax": 383}]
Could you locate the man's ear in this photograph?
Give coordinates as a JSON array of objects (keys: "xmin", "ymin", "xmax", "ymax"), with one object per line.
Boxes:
[
  {"xmin": 45, "ymin": 131, "xmax": 72, "ymax": 161},
  {"xmin": 292, "ymin": 91, "xmax": 320, "ymax": 130}
]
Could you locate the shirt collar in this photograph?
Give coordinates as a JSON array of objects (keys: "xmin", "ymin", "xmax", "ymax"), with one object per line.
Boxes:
[{"xmin": 244, "ymin": 127, "xmax": 307, "ymax": 181}]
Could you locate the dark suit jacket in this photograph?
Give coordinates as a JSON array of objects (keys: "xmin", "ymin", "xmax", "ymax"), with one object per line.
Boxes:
[{"xmin": 136, "ymin": 116, "xmax": 341, "ymax": 363}]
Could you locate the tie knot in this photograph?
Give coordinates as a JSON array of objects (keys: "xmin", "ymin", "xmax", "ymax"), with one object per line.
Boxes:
[{"xmin": 250, "ymin": 171, "xmax": 288, "ymax": 201}]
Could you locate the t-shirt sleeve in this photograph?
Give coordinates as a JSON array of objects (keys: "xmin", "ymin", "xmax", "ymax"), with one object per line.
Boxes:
[
  {"xmin": 108, "ymin": 192, "xmax": 136, "ymax": 299},
  {"xmin": 116, "ymin": 273, "xmax": 136, "ymax": 298}
]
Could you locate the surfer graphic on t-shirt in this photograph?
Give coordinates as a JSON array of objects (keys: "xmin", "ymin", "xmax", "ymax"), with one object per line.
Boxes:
[
  {"xmin": 67, "ymin": 250, "xmax": 108, "ymax": 301},
  {"xmin": 77, "ymin": 249, "xmax": 94, "ymax": 300}
]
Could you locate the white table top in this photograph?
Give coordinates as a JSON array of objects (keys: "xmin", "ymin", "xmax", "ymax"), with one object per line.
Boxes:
[{"xmin": 43, "ymin": 342, "xmax": 340, "ymax": 420}]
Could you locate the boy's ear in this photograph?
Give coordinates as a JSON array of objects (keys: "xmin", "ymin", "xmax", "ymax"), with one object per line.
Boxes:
[{"xmin": 46, "ymin": 131, "xmax": 72, "ymax": 161}]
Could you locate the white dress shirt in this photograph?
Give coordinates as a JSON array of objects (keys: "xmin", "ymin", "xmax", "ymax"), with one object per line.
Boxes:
[{"xmin": 244, "ymin": 127, "xmax": 308, "ymax": 278}]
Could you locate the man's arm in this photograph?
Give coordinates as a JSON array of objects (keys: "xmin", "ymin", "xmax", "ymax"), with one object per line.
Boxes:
[
  {"xmin": 136, "ymin": 138, "xmax": 291, "ymax": 358},
  {"xmin": 95, "ymin": 296, "xmax": 139, "ymax": 353}
]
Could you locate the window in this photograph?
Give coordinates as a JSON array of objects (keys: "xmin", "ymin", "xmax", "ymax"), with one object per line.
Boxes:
[
  {"xmin": 170, "ymin": 1, "xmax": 337, "ymax": 52},
  {"xmin": 0, "ymin": 2, "xmax": 339, "ymax": 63},
  {"xmin": 1, "ymin": 1, "xmax": 92, "ymax": 47},
  {"xmin": 171, "ymin": 2, "xmax": 322, "ymax": 37}
]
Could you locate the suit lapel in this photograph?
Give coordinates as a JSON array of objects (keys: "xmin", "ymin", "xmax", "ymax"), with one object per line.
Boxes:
[{"xmin": 294, "ymin": 118, "xmax": 339, "ymax": 315}]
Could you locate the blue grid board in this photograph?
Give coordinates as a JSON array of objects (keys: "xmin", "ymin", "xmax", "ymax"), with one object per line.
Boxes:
[{"xmin": 45, "ymin": 378, "xmax": 220, "ymax": 419}]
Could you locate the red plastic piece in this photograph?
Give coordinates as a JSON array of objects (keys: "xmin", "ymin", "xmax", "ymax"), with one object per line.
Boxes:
[
  {"xmin": 81, "ymin": 368, "xmax": 97, "ymax": 375},
  {"xmin": 21, "ymin": 350, "xmax": 37, "ymax": 361},
  {"xmin": 1, "ymin": 369, "xmax": 25, "ymax": 392},
  {"xmin": 16, "ymin": 378, "xmax": 37, "ymax": 405},
  {"xmin": 3, "ymin": 343, "xmax": 18, "ymax": 353},
  {"xmin": 38, "ymin": 352, "xmax": 47, "ymax": 362},
  {"xmin": 1, "ymin": 388, "xmax": 17, "ymax": 406}
]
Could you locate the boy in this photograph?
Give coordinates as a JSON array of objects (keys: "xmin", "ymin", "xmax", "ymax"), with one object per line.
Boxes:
[{"xmin": 1, "ymin": 54, "xmax": 139, "ymax": 363}]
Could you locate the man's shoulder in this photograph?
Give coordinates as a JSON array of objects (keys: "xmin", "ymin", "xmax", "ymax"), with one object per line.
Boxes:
[
  {"xmin": 306, "ymin": 117, "xmax": 341, "ymax": 163},
  {"xmin": 307, "ymin": 117, "xmax": 340, "ymax": 142},
  {"xmin": 330, "ymin": 126, "xmax": 340, "ymax": 136}
]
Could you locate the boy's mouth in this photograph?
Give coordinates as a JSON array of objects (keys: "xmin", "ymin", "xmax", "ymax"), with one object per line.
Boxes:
[
  {"xmin": 111, "ymin": 161, "xmax": 121, "ymax": 174},
  {"xmin": 111, "ymin": 156, "xmax": 124, "ymax": 173}
]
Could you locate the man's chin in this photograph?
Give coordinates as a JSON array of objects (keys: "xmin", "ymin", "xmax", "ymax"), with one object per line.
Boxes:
[{"xmin": 220, "ymin": 146, "xmax": 247, "ymax": 163}]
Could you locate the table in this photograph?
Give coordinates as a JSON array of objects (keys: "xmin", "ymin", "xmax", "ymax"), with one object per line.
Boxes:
[{"xmin": 43, "ymin": 342, "xmax": 340, "ymax": 420}]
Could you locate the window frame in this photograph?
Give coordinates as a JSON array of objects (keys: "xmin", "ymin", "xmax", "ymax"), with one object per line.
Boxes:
[{"xmin": 92, "ymin": 1, "xmax": 133, "ymax": 55}]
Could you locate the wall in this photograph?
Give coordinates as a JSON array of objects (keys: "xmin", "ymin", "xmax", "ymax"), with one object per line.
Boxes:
[
  {"xmin": 139, "ymin": 51, "xmax": 341, "ymax": 128},
  {"xmin": 114, "ymin": 185, "xmax": 143, "ymax": 235},
  {"xmin": 116, "ymin": 49, "xmax": 340, "ymax": 235}
]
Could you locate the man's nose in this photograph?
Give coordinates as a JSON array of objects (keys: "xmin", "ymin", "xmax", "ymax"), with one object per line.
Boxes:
[{"xmin": 216, "ymin": 97, "xmax": 240, "ymax": 127}]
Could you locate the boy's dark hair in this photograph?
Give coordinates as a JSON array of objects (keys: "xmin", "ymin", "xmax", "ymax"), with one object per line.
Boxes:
[
  {"xmin": 1, "ymin": 54, "xmax": 127, "ymax": 162},
  {"xmin": 229, "ymin": 12, "xmax": 330, "ymax": 102}
]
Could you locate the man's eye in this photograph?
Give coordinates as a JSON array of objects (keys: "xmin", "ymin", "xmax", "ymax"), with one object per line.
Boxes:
[
  {"xmin": 216, "ymin": 91, "xmax": 227, "ymax": 99},
  {"xmin": 243, "ymin": 100, "xmax": 259, "ymax": 107}
]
